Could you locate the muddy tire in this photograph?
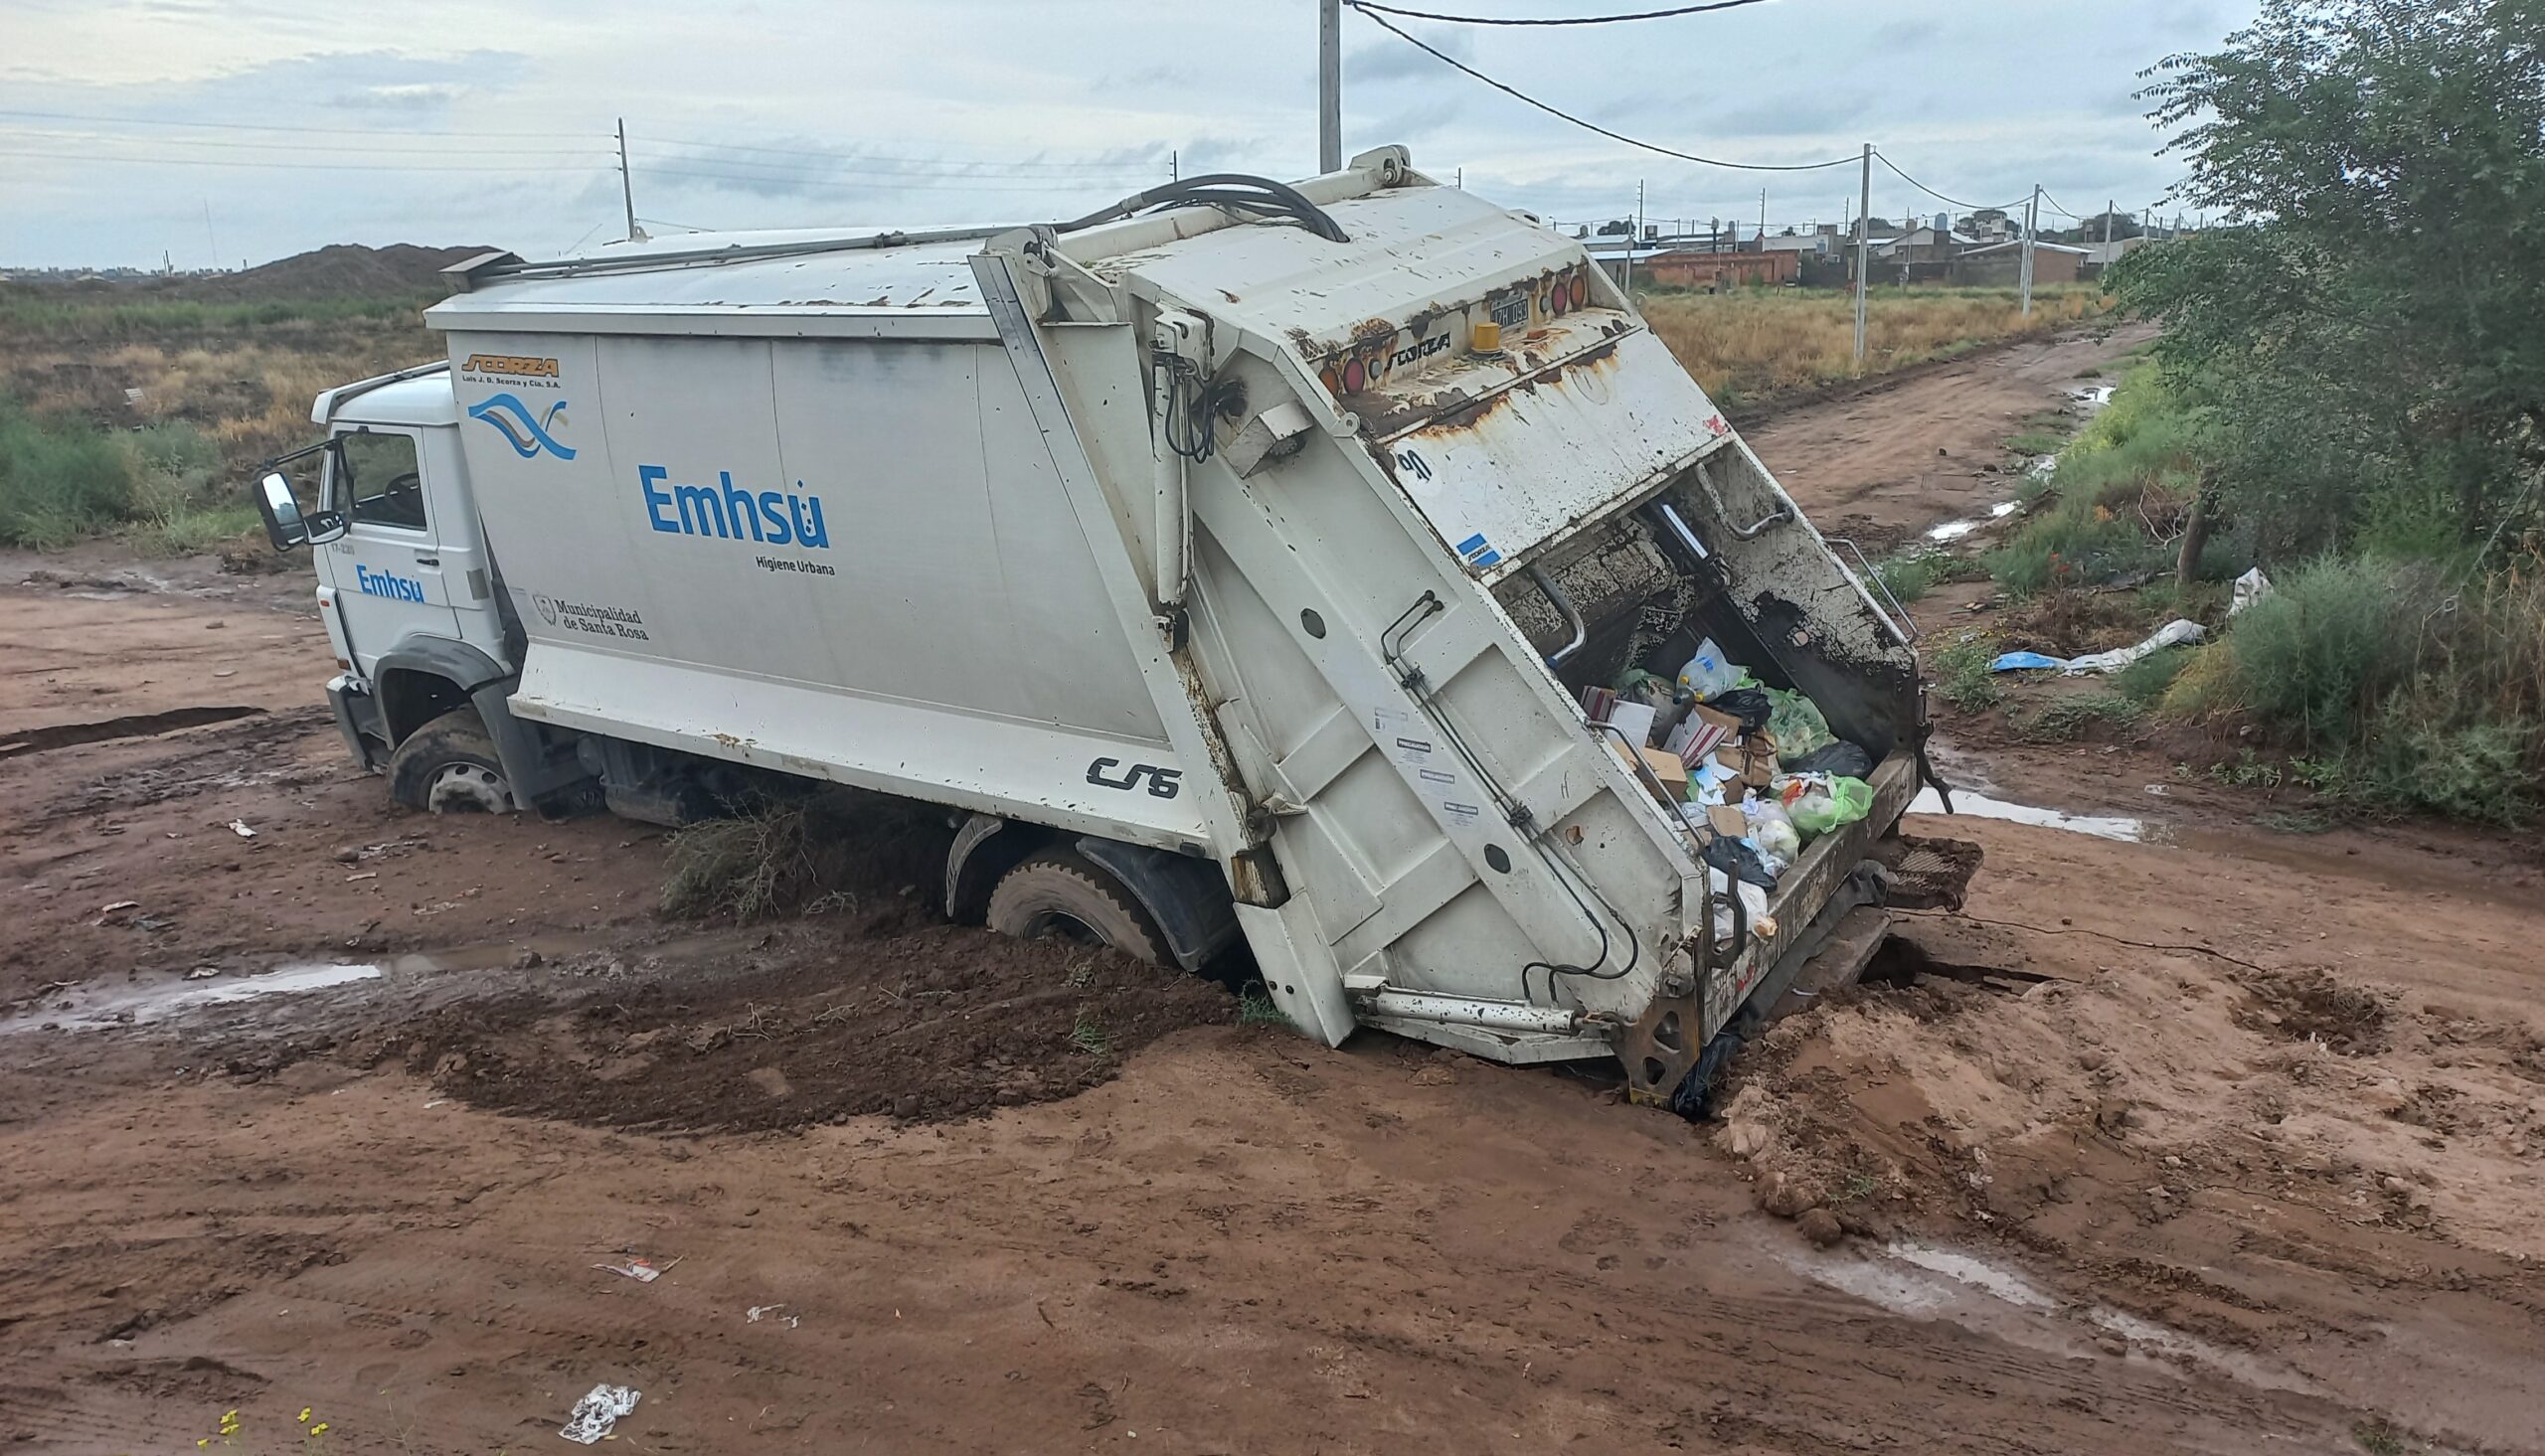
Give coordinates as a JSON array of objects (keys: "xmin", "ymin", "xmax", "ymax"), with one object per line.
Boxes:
[
  {"xmin": 984, "ymin": 851, "xmax": 1172, "ymax": 965},
  {"xmin": 386, "ymin": 707, "xmax": 517, "ymax": 814}
]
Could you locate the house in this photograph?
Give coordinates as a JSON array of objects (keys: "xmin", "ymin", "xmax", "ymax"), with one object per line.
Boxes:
[
  {"xmin": 1872, "ymin": 226, "xmax": 1978, "ymax": 264},
  {"xmin": 1951, "ymin": 240, "xmax": 2089, "ymax": 286},
  {"xmin": 1756, "ymin": 232, "xmax": 1831, "ymax": 256},
  {"xmin": 1643, "ymin": 249, "xmax": 1800, "ymax": 289},
  {"xmin": 2076, "ymin": 236, "xmax": 2148, "ymax": 278}
]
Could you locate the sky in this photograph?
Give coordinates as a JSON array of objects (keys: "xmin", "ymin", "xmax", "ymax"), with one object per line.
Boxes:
[{"xmin": 0, "ymin": 0, "xmax": 2262, "ymax": 269}]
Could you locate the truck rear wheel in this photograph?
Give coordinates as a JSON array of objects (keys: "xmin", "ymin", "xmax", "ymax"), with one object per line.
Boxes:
[
  {"xmin": 387, "ymin": 707, "xmax": 517, "ymax": 814},
  {"xmin": 984, "ymin": 851, "xmax": 1172, "ymax": 965}
]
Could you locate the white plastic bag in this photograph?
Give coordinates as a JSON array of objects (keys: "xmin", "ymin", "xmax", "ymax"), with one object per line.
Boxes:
[
  {"xmin": 1676, "ymin": 637, "xmax": 1740, "ymax": 702},
  {"xmin": 2231, "ymin": 566, "xmax": 2273, "ymax": 616}
]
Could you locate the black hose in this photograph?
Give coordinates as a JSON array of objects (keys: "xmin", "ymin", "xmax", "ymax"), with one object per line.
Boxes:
[{"xmin": 1053, "ymin": 174, "xmax": 1349, "ymax": 243}]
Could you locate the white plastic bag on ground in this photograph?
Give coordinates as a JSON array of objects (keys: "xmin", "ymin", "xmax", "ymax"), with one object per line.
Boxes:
[
  {"xmin": 561, "ymin": 1384, "xmax": 641, "ymax": 1444},
  {"xmin": 2231, "ymin": 566, "xmax": 2273, "ymax": 616},
  {"xmin": 2062, "ymin": 618, "xmax": 2205, "ymax": 675}
]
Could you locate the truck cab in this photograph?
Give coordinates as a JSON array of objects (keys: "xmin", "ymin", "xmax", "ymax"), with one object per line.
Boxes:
[{"xmin": 258, "ymin": 364, "xmax": 532, "ymax": 812}]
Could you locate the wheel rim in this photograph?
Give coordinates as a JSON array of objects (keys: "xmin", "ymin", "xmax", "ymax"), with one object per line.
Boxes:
[{"xmin": 424, "ymin": 761, "xmax": 514, "ymax": 813}]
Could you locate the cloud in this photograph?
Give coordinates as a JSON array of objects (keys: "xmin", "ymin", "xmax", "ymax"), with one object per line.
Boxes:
[
  {"xmin": 1345, "ymin": 26, "xmax": 1472, "ymax": 85},
  {"xmin": 1872, "ymin": 19, "xmax": 1941, "ymax": 50}
]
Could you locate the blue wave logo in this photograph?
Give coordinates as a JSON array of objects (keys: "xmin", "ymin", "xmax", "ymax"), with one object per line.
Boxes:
[{"xmin": 468, "ymin": 392, "xmax": 576, "ymax": 460}]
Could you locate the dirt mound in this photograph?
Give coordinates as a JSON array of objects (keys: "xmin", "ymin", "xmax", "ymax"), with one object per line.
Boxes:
[
  {"xmin": 380, "ymin": 922, "xmax": 1241, "ymax": 1132},
  {"xmin": 182, "ymin": 243, "xmax": 492, "ymax": 301},
  {"xmin": 2237, "ymin": 966, "xmax": 2391, "ymax": 1054}
]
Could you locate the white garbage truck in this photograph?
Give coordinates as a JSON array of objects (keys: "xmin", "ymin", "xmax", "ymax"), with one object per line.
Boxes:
[{"xmin": 252, "ymin": 148, "xmax": 1948, "ymax": 1109}]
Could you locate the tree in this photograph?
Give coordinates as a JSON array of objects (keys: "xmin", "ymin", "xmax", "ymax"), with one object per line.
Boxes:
[{"xmin": 2112, "ymin": 0, "xmax": 2545, "ymax": 559}]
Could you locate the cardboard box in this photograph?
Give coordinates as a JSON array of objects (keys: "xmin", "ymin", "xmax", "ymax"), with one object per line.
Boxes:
[
  {"xmin": 1612, "ymin": 741, "xmax": 1690, "ymax": 803},
  {"xmin": 1743, "ymin": 730, "xmax": 1780, "ymax": 787},
  {"xmin": 1704, "ymin": 802, "xmax": 1750, "ymax": 838},
  {"xmin": 1666, "ymin": 703, "xmax": 1742, "ymax": 766},
  {"xmin": 1714, "ymin": 731, "xmax": 1780, "ymax": 788}
]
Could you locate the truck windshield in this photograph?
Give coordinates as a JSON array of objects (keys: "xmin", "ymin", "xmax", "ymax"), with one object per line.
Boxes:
[{"xmin": 336, "ymin": 431, "xmax": 426, "ymax": 532}]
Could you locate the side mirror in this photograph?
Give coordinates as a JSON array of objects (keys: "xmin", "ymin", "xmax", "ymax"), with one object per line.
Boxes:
[
  {"xmin": 255, "ymin": 472, "xmax": 308, "ymax": 549},
  {"xmin": 252, "ymin": 467, "xmax": 345, "ymax": 551}
]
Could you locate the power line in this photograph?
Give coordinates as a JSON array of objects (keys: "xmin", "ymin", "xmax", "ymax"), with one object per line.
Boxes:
[
  {"xmin": 1870, "ymin": 150, "xmax": 2027, "ymax": 213},
  {"xmin": 1347, "ymin": 3, "xmax": 1854, "ymax": 171},
  {"xmin": 1349, "ymin": 0, "xmax": 1773, "ymax": 23},
  {"xmin": 2037, "ymin": 188, "xmax": 2085, "ymax": 221}
]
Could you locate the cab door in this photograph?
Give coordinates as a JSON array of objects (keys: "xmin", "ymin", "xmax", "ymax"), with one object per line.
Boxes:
[{"xmin": 318, "ymin": 426, "xmax": 463, "ymax": 675}]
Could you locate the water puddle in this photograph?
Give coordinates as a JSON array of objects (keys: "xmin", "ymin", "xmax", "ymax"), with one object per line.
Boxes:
[
  {"xmin": 1782, "ymin": 1236, "xmax": 2317, "ymax": 1396},
  {"xmin": 2, "ymin": 926, "xmax": 764, "ymax": 1037},
  {"xmin": 4, "ymin": 961, "xmax": 384, "ymax": 1033},
  {"xmin": 1909, "ymin": 786, "xmax": 2163, "ymax": 843}
]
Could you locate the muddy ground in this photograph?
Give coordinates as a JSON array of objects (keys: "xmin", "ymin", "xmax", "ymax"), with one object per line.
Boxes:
[{"xmin": 3, "ymin": 324, "xmax": 2541, "ymax": 1454}]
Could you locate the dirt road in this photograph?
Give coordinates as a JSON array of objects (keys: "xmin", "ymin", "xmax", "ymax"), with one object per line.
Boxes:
[
  {"xmin": 1742, "ymin": 321, "xmax": 2158, "ymax": 555},
  {"xmin": 4, "ymin": 328, "xmax": 2541, "ymax": 1454}
]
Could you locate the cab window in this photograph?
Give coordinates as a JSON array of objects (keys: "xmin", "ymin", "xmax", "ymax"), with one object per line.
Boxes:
[{"xmin": 336, "ymin": 431, "xmax": 426, "ymax": 532}]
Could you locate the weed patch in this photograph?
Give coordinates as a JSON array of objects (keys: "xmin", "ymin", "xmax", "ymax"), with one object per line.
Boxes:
[
  {"xmin": 2015, "ymin": 693, "xmax": 2142, "ymax": 742},
  {"xmin": 1929, "ymin": 633, "xmax": 2003, "ymax": 713}
]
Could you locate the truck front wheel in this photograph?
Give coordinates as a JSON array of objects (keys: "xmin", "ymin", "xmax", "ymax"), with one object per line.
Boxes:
[
  {"xmin": 984, "ymin": 851, "xmax": 1172, "ymax": 965},
  {"xmin": 387, "ymin": 707, "xmax": 517, "ymax": 814}
]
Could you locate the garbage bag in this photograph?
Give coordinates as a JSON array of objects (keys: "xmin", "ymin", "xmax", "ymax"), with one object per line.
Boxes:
[
  {"xmin": 1765, "ymin": 688, "xmax": 1835, "ymax": 764},
  {"xmin": 2061, "ymin": 618, "xmax": 2205, "ymax": 675},
  {"xmin": 1775, "ymin": 772, "xmax": 1873, "ymax": 841},
  {"xmin": 2231, "ymin": 566, "xmax": 2273, "ymax": 617},
  {"xmin": 1742, "ymin": 796, "xmax": 1801, "ymax": 868},
  {"xmin": 1787, "ymin": 739, "xmax": 1874, "ymax": 779},
  {"xmin": 1702, "ymin": 831, "xmax": 1780, "ymax": 889},
  {"xmin": 1709, "ymin": 685, "xmax": 1774, "ymax": 733}
]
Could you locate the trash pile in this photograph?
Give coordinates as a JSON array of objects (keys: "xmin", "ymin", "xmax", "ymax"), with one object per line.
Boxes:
[{"xmin": 1583, "ymin": 635, "xmax": 1875, "ymax": 945}]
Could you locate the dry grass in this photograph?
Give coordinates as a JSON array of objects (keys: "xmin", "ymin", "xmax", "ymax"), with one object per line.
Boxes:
[
  {"xmin": 0, "ymin": 307, "xmax": 438, "ymax": 473},
  {"xmin": 1638, "ymin": 285, "xmax": 2111, "ymax": 406}
]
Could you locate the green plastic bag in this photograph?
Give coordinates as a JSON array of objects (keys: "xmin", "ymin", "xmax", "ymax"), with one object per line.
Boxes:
[
  {"xmin": 1765, "ymin": 687, "xmax": 1835, "ymax": 765},
  {"xmin": 1784, "ymin": 775, "xmax": 1873, "ymax": 840}
]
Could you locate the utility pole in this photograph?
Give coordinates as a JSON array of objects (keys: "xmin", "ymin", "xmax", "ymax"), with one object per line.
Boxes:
[
  {"xmin": 616, "ymin": 118, "xmax": 646, "ymax": 243},
  {"xmin": 2019, "ymin": 183, "xmax": 2039, "ymax": 317},
  {"xmin": 1454, "ymin": 166, "xmax": 1462, "ymax": 189},
  {"xmin": 2104, "ymin": 198, "xmax": 2116, "ymax": 249},
  {"xmin": 1170, "ymin": 149, "xmax": 1178, "ymax": 182},
  {"xmin": 1625, "ymin": 178, "xmax": 1644, "ymax": 294},
  {"xmin": 1851, "ymin": 143, "xmax": 1871, "ymax": 372},
  {"xmin": 1758, "ymin": 186, "xmax": 1767, "ymax": 244},
  {"xmin": 1318, "ymin": 0, "xmax": 1342, "ymax": 173}
]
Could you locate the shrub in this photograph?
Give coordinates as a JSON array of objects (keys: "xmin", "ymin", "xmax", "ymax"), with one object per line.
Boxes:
[
  {"xmin": 2224, "ymin": 555, "xmax": 2415, "ymax": 747},
  {"xmin": 1874, "ymin": 548, "xmax": 1952, "ymax": 603},
  {"xmin": 0, "ymin": 399, "xmax": 137, "ymax": 547},
  {"xmin": 2112, "ymin": 646, "xmax": 2194, "ymax": 705},
  {"xmin": 1986, "ymin": 366, "xmax": 2210, "ymax": 595}
]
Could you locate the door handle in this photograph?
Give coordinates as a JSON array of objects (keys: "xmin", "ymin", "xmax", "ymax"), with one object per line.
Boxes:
[{"xmin": 413, "ymin": 555, "xmax": 439, "ymax": 566}]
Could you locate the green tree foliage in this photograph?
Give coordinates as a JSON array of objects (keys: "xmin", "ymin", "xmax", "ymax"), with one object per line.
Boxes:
[{"xmin": 2112, "ymin": 0, "xmax": 2545, "ymax": 559}]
